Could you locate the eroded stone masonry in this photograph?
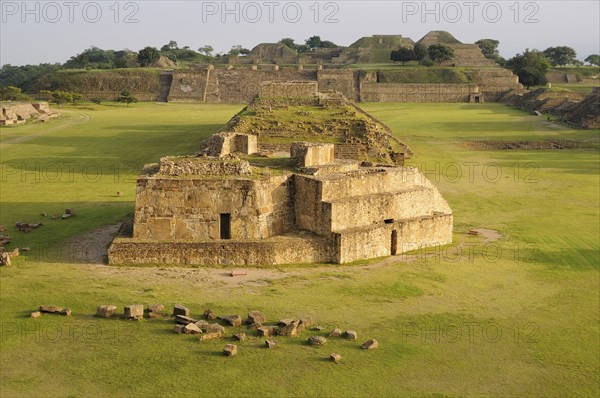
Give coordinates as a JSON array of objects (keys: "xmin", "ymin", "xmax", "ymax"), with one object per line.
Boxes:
[{"xmin": 109, "ymin": 84, "xmax": 453, "ymax": 266}]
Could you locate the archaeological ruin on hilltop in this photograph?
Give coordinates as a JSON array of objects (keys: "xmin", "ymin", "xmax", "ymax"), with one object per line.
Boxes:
[
  {"xmin": 108, "ymin": 82, "xmax": 453, "ymax": 266},
  {"xmin": 39, "ymin": 31, "xmax": 523, "ymax": 104}
]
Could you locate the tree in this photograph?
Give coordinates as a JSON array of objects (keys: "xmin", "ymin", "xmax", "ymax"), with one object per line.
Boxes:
[
  {"xmin": 306, "ymin": 36, "xmax": 322, "ymax": 49},
  {"xmin": 475, "ymin": 39, "xmax": 500, "ymax": 59},
  {"xmin": 390, "ymin": 47, "xmax": 415, "ymax": 65},
  {"xmin": 543, "ymin": 46, "xmax": 577, "ymax": 67},
  {"xmin": 117, "ymin": 90, "xmax": 137, "ymax": 106},
  {"xmin": 508, "ymin": 49, "xmax": 551, "ymax": 88},
  {"xmin": 304, "ymin": 36, "xmax": 338, "ymax": 49},
  {"xmin": 0, "ymin": 86, "xmax": 31, "ymax": 101},
  {"xmin": 413, "ymin": 43, "xmax": 428, "ymax": 63},
  {"xmin": 198, "ymin": 45, "xmax": 214, "ymax": 56},
  {"xmin": 51, "ymin": 91, "xmax": 73, "ymax": 108},
  {"xmin": 228, "ymin": 45, "xmax": 242, "ymax": 57},
  {"xmin": 137, "ymin": 47, "xmax": 160, "ymax": 67},
  {"xmin": 428, "ymin": 44, "xmax": 455, "ymax": 66},
  {"xmin": 279, "ymin": 38, "xmax": 296, "ymax": 50},
  {"xmin": 584, "ymin": 54, "xmax": 600, "ymax": 66}
]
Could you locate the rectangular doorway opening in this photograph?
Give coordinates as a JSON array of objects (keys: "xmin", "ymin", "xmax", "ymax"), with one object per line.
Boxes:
[
  {"xmin": 391, "ymin": 230, "xmax": 398, "ymax": 255},
  {"xmin": 220, "ymin": 213, "xmax": 231, "ymax": 240}
]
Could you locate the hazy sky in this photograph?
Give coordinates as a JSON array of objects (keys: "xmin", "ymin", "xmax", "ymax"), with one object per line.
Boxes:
[{"xmin": 1, "ymin": 0, "xmax": 599, "ymax": 66}]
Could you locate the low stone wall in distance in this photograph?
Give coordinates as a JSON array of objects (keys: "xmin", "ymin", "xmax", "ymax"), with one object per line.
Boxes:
[{"xmin": 361, "ymin": 83, "xmax": 477, "ymax": 102}]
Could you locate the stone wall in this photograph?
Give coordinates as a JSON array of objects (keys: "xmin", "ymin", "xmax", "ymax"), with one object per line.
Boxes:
[
  {"xmin": 109, "ymin": 235, "xmax": 335, "ymax": 266},
  {"xmin": 169, "ymin": 68, "xmax": 318, "ymax": 103},
  {"xmin": 328, "ymin": 186, "xmax": 434, "ymax": 231},
  {"xmin": 360, "ymin": 83, "xmax": 477, "ymax": 102},
  {"xmin": 335, "ymin": 213, "xmax": 453, "ymax": 263},
  {"xmin": 291, "ymin": 142, "xmax": 335, "ymax": 167},
  {"xmin": 317, "ymin": 70, "xmax": 359, "ymax": 101},
  {"xmin": 294, "ymin": 166, "xmax": 452, "ymax": 235},
  {"xmin": 158, "ymin": 157, "xmax": 251, "ymax": 176},
  {"xmin": 37, "ymin": 70, "xmax": 162, "ymax": 101},
  {"xmin": 468, "ymin": 68, "xmax": 523, "ymax": 101},
  {"xmin": 203, "ymin": 133, "xmax": 258, "ymax": 157},
  {"xmin": 294, "ymin": 175, "xmax": 330, "ymax": 235},
  {"xmin": 133, "ymin": 174, "xmax": 293, "ymax": 241},
  {"xmin": 259, "ymin": 81, "xmax": 318, "ymax": 98}
]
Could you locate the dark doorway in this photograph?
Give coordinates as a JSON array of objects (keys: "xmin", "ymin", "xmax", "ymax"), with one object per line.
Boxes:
[
  {"xmin": 220, "ymin": 213, "xmax": 231, "ymax": 240},
  {"xmin": 474, "ymin": 96, "xmax": 480, "ymax": 103},
  {"xmin": 391, "ymin": 230, "xmax": 398, "ymax": 255}
]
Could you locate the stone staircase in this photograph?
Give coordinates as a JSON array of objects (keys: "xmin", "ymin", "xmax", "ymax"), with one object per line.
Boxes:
[{"xmin": 157, "ymin": 71, "xmax": 173, "ymax": 102}]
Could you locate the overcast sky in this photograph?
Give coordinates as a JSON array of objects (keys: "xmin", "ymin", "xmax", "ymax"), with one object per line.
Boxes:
[{"xmin": 1, "ymin": 0, "xmax": 599, "ymax": 66}]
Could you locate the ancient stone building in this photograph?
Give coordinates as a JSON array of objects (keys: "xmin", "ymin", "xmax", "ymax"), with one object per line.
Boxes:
[{"xmin": 108, "ymin": 85, "xmax": 453, "ymax": 266}]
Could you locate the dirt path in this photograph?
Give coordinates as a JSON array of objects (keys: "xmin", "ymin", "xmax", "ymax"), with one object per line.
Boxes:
[
  {"xmin": 0, "ymin": 113, "xmax": 90, "ymax": 149},
  {"xmin": 65, "ymin": 224, "xmax": 121, "ymax": 264}
]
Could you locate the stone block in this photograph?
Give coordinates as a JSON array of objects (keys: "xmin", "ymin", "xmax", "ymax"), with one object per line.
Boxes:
[
  {"xmin": 96, "ymin": 305, "xmax": 117, "ymax": 318},
  {"xmin": 124, "ymin": 305, "xmax": 144, "ymax": 319}
]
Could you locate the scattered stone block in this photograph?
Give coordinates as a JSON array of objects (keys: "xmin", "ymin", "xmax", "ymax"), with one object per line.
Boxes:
[
  {"xmin": 59, "ymin": 308, "xmax": 72, "ymax": 316},
  {"xmin": 148, "ymin": 304, "xmax": 165, "ymax": 313},
  {"xmin": 96, "ymin": 305, "xmax": 117, "ymax": 318},
  {"xmin": 39, "ymin": 305, "xmax": 61, "ymax": 313},
  {"xmin": 205, "ymin": 323, "xmax": 226, "ymax": 334},
  {"xmin": 204, "ymin": 309, "xmax": 216, "ymax": 320},
  {"xmin": 30, "ymin": 311, "xmax": 41, "ymax": 318},
  {"xmin": 278, "ymin": 321, "xmax": 299, "ymax": 337},
  {"xmin": 278, "ymin": 318, "xmax": 294, "ymax": 327},
  {"xmin": 299, "ymin": 317, "xmax": 314, "ymax": 327},
  {"xmin": 308, "ymin": 336, "xmax": 327, "ymax": 346},
  {"xmin": 8, "ymin": 248, "xmax": 19, "ymax": 257},
  {"xmin": 39, "ymin": 305, "xmax": 70, "ymax": 315},
  {"xmin": 330, "ymin": 353, "xmax": 342, "ymax": 363},
  {"xmin": 344, "ymin": 330, "xmax": 358, "ymax": 340},
  {"xmin": 233, "ymin": 333, "xmax": 246, "ymax": 341},
  {"xmin": 175, "ymin": 315, "xmax": 198, "ymax": 325},
  {"xmin": 257, "ymin": 326, "xmax": 276, "ymax": 337},
  {"xmin": 265, "ymin": 339, "xmax": 278, "ymax": 349},
  {"xmin": 174, "ymin": 324, "xmax": 185, "ymax": 334},
  {"xmin": 0, "ymin": 253, "xmax": 11, "ymax": 266},
  {"xmin": 124, "ymin": 304, "xmax": 144, "ymax": 320},
  {"xmin": 329, "ymin": 327, "xmax": 342, "ymax": 337},
  {"xmin": 183, "ymin": 323, "xmax": 202, "ymax": 335},
  {"xmin": 221, "ymin": 314, "xmax": 242, "ymax": 327},
  {"xmin": 361, "ymin": 339, "xmax": 378, "ymax": 349},
  {"xmin": 194, "ymin": 320, "xmax": 209, "ymax": 330},
  {"xmin": 198, "ymin": 332, "xmax": 224, "ymax": 342},
  {"xmin": 173, "ymin": 305, "xmax": 190, "ymax": 316},
  {"xmin": 146, "ymin": 304, "xmax": 165, "ymax": 318},
  {"xmin": 247, "ymin": 311, "xmax": 266, "ymax": 325},
  {"xmin": 65, "ymin": 208, "xmax": 75, "ymax": 215},
  {"xmin": 230, "ymin": 269, "xmax": 247, "ymax": 277},
  {"xmin": 223, "ymin": 344, "xmax": 238, "ymax": 356}
]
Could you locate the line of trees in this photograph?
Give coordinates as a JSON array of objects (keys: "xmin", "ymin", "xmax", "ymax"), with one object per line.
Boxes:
[{"xmin": 390, "ymin": 43, "xmax": 455, "ymax": 66}]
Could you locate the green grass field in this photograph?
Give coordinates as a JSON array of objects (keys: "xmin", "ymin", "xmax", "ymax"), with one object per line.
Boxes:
[{"xmin": 1, "ymin": 102, "xmax": 598, "ymax": 397}]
